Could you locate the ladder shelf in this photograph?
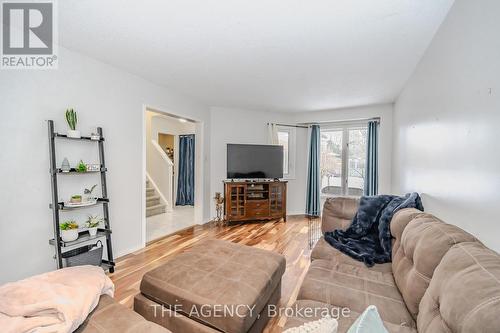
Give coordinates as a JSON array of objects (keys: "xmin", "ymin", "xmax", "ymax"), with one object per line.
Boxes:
[{"xmin": 47, "ymin": 120, "xmax": 115, "ymax": 273}]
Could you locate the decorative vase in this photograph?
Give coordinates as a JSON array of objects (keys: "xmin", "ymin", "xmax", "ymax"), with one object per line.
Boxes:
[
  {"xmin": 84, "ymin": 194, "xmax": 94, "ymax": 202},
  {"xmin": 88, "ymin": 227, "xmax": 98, "ymax": 237},
  {"xmin": 61, "ymin": 229, "xmax": 79, "ymax": 242},
  {"xmin": 61, "ymin": 158, "xmax": 70, "ymax": 172},
  {"xmin": 67, "ymin": 129, "xmax": 81, "ymax": 138}
]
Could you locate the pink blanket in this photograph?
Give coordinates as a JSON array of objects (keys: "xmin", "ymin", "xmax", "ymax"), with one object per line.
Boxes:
[{"xmin": 0, "ymin": 265, "xmax": 114, "ymax": 333}]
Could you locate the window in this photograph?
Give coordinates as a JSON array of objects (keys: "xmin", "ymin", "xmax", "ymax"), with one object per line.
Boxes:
[
  {"xmin": 320, "ymin": 124, "xmax": 368, "ymax": 197},
  {"xmin": 278, "ymin": 131, "xmax": 289, "ymax": 174},
  {"xmin": 277, "ymin": 126, "xmax": 296, "ymax": 179}
]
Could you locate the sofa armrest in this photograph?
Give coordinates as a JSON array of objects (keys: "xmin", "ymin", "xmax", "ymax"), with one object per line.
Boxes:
[
  {"xmin": 321, "ymin": 197, "xmax": 360, "ymax": 233},
  {"xmin": 76, "ymin": 295, "xmax": 171, "ymax": 333}
]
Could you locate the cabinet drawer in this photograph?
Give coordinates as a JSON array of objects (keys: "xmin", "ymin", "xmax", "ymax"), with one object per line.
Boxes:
[
  {"xmin": 246, "ymin": 201, "xmax": 269, "ymax": 217},
  {"xmin": 247, "ymin": 200, "xmax": 268, "ymax": 208},
  {"xmin": 246, "ymin": 208, "xmax": 269, "ymax": 217}
]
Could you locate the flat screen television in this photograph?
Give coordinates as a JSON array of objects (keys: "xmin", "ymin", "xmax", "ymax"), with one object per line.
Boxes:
[{"xmin": 227, "ymin": 144, "xmax": 283, "ymax": 179}]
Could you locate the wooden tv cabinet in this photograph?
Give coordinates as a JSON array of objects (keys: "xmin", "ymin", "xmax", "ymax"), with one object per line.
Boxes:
[{"xmin": 224, "ymin": 180, "xmax": 287, "ymax": 224}]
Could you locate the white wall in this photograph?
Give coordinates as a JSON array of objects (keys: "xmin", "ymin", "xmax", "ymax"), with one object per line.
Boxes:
[
  {"xmin": 209, "ymin": 107, "xmax": 303, "ymax": 216},
  {"xmin": 209, "ymin": 104, "xmax": 393, "ymax": 217},
  {"xmin": 0, "ymin": 47, "xmax": 211, "ymax": 284},
  {"xmin": 392, "ymin": 0, "xmax": 500, "ymax": 252}
]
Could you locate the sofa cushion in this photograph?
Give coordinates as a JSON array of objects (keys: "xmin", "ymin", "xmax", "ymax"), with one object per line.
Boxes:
[
  {"xmin": 139, "ymin": 239, "xmax": 286, "ymax": 333},
  {"xmin": 391, "ymin": 213, "xmax": 478, "ymax": 319},
  {"xmin": 417, "ymin": 242, "xmax": 500, "ymax": 333},
  {"xmin": 283, "ymin": 313, "xmax": 338, "ymax": 333},
  {"xmin": 321, "ymin": 197, "xmax": 359, "ymax": 233},
  {"xmin": 390, "ymin": 209, "xmax": 424, "ymax": 255},
  {"xmin": 312, "ymin": 237, "xmax": 392, "ymax": 273},
  {"xmin": 298, "ymin": 259, "xmax": 415, "ymax": 328},
  {"xmin": 75, "ymin": 295, "xmax": 170, "ymax": 333},
  {"xmin": 283, "ymin": 300, "xmax": 344, "ymax": 331},
  {"xmin": 283, "ymin": 300, "xmax": 417, "ymax": 333}
]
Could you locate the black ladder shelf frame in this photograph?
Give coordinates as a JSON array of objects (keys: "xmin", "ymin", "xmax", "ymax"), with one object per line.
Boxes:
[{"xmin": 47, "ymin": 120, "xmax": 115, "ymax": 273}]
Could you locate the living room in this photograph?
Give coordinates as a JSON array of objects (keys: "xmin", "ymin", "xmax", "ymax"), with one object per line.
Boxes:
[{"xmin": 1, "ymin": 1, "xmax": 499, "ymax": 332}]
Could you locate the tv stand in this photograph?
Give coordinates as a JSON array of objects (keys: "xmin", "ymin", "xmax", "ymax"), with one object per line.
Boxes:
[{"xmin": 223, "ymin": 180, "xmax": 287, "ymax": 224}]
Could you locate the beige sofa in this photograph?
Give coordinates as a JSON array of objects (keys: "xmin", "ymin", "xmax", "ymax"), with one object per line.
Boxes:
[
  {"xmin": 285, "ymin": 197, "xmax": 500, "ymax": 332},
  {"xmin": 76, "ymin": 295, "xmax": 170, "ymax": 333}
]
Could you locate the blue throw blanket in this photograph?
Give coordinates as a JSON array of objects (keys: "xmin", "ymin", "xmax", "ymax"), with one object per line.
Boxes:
[{"xmin": 324, "ymin": 193, "xmax": 424, "ymax": 267}]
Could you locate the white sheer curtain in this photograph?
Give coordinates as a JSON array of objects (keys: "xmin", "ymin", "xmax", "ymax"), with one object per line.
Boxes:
[{"xmin": 267, "ymin": 123, "xmax": 279, "ymax": 145}]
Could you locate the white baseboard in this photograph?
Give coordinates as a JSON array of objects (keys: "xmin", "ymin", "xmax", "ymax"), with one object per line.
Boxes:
[
  {"xmin": 115, "ymin": 244, "xmax": 144, "ymax": 259},
  {"xmin": 287, "ymin": 211, "xmax": 306, "ymax": 216}
]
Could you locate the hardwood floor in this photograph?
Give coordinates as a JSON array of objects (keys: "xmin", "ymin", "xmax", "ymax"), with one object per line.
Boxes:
[{"xmin": 109, "ymin": 215, "xmax": 315, "ymax": 332}]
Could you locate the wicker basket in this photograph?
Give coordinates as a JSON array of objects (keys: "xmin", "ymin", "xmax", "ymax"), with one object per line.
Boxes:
[{"xmin": 62, "ymin": 241, "xmax": 103, "ymax": 267}]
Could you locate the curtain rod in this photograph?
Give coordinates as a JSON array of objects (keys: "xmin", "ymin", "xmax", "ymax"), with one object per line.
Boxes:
[
  {"xmin": 267, "ymin": 122, "xmax": 309, "ymax": 129},
  {"xmin": 298, "ymin": 117, "xmax": 380, "ymax": 126},
  {"xmin": 268, "ymin": 117, "xmax": 379, "ymax": 129}
]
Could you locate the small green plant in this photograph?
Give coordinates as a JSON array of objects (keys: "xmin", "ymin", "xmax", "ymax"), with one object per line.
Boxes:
[
  {"xmin": 84, "ymin": 184, "xmax": 97, "ymax": 195},
  {"xmin": 85, "ymin": 215, "xmax": 103, "ymax": 228},
  {"xmin": 70, "ymin": 194, "xmax": 82, "ymax": 203},
  {"xmin": 76, "ymin": 160, "xmax": 87, "ymax": 172},
  {"xmin": 60, "ymin": 221, "xmax": 79, "ymax": 230},
  {"xmin": 65, "ymin": 108, "xmax": 77, "ymax": 130}
]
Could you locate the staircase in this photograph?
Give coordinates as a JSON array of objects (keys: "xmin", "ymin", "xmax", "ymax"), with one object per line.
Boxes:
[{"xmin": 146, "ymin": 179, "xmax": 167, "ymax": 217}]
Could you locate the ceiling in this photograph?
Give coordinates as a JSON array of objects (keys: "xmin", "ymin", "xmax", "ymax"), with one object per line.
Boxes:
[{"xmin": 59, "ymin": 0, "xmax": 454, "ymax": 112}]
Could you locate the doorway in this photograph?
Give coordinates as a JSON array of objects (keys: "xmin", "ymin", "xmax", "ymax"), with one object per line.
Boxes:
[{"xmin": 143, "ymin": 107, "xmax": 202, "ymax": 243}]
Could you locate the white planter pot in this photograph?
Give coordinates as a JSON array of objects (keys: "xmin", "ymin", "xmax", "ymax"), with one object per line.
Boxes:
[
  {"xmin": 67, "ymin": 129, "xmax": 81, "ymax": 138},
  {"xmin": 61, "ymin": 229, "xmax": 79, "ymax": 242},
  {"xmin": 88, "ymin": 227, "xmax": 98, "ymax": 237}
]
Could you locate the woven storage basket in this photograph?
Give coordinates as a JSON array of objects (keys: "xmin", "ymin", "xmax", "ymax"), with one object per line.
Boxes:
[{"xmin": 62, "ymin": 240, "xmax": 103, "ymax": 267}]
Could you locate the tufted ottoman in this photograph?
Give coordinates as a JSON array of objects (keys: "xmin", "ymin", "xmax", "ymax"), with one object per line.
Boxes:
[{"xmin": 134, "ymin": 239, "xmax": 286, "ymax": 333}]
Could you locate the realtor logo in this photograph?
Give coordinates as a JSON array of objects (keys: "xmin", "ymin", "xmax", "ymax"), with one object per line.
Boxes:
[{"xmin": 1, "ymin": 0, "xmax": 58, "ymax": 69}]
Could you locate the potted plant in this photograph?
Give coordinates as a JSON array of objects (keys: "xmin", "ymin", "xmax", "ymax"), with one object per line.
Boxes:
[
  {"xmin": 76, "ymin": 160, "xmax": 87, "ymax": 172},
  {"xmin": 65, "ymin": 108, "xmax": 80, "ymax": 138},
  {"xmin": 60, "ymin": 221, "xmax": 79, "ymax": 242},
  {"xmin": 85, "ymin": 215, "xmax": 103, "ymax": 237},
  {"xmin": 70, "ymin": 194, "xmax": 82, "ymax": 204},
  {"xmin": 84, "ymin": 184, "xmax": 97, "ymax": 202}
]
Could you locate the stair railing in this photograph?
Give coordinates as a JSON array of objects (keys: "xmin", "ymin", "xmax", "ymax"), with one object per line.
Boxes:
[{"xmin": 148, "ymin": 140, "xmax": 174, "ymax": 211}]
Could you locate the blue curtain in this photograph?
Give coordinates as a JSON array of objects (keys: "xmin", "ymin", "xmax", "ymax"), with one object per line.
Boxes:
[
  {"xmin": 306, "ymin": 125, "xmax": 321, "ymax": 216},
  {"xmin": 176, "ymin": 134, "xmax": 195, "ymax": 206},
  {"xmin": 364, "ymin": 121, "xmax": 378, "ymax": 196}
]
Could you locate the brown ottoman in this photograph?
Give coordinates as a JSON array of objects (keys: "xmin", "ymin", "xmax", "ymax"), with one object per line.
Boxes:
[{"xmin": 134, "ymin": 239, "xmax": 286, "ymax": 333}]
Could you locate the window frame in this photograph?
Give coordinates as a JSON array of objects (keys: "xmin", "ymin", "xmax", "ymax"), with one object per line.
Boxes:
[
  {"xmin": 319, "ymin": 122, "xmax": 368, "ymax": 197},
  {"xmin": 276, "ymin": 125, "xmax": 296, "ymax": 180}
]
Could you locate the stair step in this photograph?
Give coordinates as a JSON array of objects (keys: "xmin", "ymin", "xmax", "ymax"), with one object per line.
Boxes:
[
  {"xmin": 146, "ymin": 203, "xmax": 167, "ymax": 217},
  {"xmin": 146, "ymin": 195, "xmax": 160, "ymax": 202},
  {"xmin": 146, "ymin": 187, "xmax": 155, "ymax": 197},
  {"xmin": 146, "ymin": 195, "xmax": 161, "ymax": 207}
]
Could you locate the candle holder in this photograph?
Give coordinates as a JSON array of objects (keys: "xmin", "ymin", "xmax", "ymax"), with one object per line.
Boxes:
[{"xmin": 214, "ymin": 192, "xmax": 225, "ymax": 226}]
